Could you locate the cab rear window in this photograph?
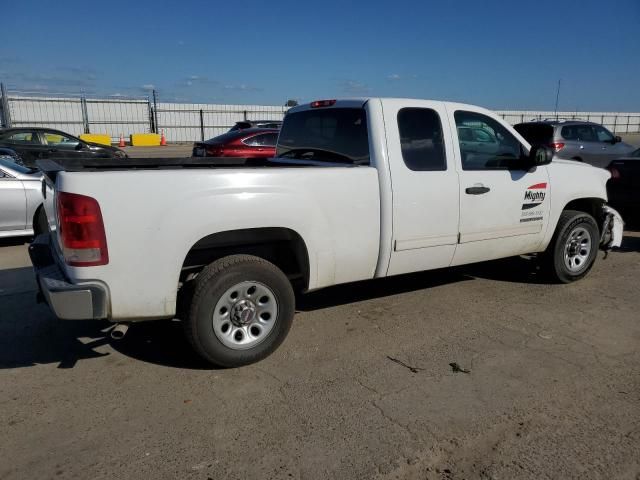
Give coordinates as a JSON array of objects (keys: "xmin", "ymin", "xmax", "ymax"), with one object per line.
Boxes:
[{"xmin": 276, "ymin": 108, "xmax": 369, "ymax": 165}]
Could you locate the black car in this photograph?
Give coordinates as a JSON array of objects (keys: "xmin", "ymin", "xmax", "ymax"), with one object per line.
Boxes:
[
  {"xmin": 607, "ymin": 147, "xmax": 640, "ymax": 217},
  {"xmin": 228, "ymin": 120, "xmax": 282, "ymax": 132},
  {"xmin": 0, "ymin": 128, "xmax": 127, "ymax": 168}
]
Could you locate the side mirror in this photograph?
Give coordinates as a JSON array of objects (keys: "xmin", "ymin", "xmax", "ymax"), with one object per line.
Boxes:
[
  {"xmin": 75, "ymin": 142, "xmax": 85, "ymax": 150},
  {"xmin": 613, "ymin": 135, "xmax": 622, "ymax": 144},
  {"xmin": 529, "ymin": 145, "xmax": 553, "ymax": 167}
]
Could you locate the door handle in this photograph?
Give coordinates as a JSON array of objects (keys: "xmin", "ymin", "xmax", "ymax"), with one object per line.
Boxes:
[{"xmin": 465, "ymin": 186, "xmax": 490, "ymax": 195}]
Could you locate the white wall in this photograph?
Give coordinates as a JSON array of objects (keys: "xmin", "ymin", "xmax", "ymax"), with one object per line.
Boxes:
[
  {"xmin": 4, "ymin": 94, "xmax": 640, "ymax": 143},
  {"xmin": 156, "ymin": 102, "xmax": 287, "ymax": 142}
]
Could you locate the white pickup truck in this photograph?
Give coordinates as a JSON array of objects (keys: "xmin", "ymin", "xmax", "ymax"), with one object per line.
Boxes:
[{"xmin": 31, "ymin": 98, "xmax": 622, "ymax": 367}]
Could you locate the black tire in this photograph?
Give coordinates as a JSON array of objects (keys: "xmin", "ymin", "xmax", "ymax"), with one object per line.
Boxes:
[
  {"xmin": 33, "ymin": 206, "xmax": 47, "ymax": 236},
  {"xmin": 543, "ymin": 210, "xmax": 599, "ymax": 283},
  {"xmin": 184, "ymin": 255, "xmax": 295, "ymax": 367}
]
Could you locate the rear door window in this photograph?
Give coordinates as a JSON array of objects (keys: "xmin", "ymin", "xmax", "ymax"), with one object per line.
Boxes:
[
  {"xmin": 561, "ymin": 125, "xmax": 597, "ymax": 142},
  {"xmin": 397, "ymin": 108, "xmax": 446, "ymax": 171},
  {"xmin": 277, "ymin": 108, "xmax": 369, "ymax": 164},
  {"xmin": 5, "ymin": 132, "xmax": 40, "ymax": 144},
  {"xmin": 244, "ymin": 133, "xmax": 278, "ymax": 147}
]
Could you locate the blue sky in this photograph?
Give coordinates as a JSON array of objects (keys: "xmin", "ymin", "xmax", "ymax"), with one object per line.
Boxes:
[{"xmin": 1, "ymin": 0, "xmax": 639, "ymax": 110}]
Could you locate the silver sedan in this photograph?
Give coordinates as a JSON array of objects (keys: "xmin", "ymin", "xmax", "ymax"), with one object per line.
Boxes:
[{"xmin": 0, "ymin": 156, "xmax": 46, "ymax": 238}]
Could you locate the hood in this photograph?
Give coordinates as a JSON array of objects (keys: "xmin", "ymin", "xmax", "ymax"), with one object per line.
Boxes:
[
  {"xmin": 553, "ymin": 158, "xmax": 611, "ymax": 181},
  {"xmin": 552, "ymin": 158, "xmax": 592, "ymax": 167},
  {"xmin": 86, "ymin": 141, "xmax": 117, "ymax": 151}
]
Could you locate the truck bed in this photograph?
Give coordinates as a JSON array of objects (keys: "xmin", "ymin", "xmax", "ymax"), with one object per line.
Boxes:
[{"xmin": 40, "ymin": 158, "xmax": 381, "ymax": 319}]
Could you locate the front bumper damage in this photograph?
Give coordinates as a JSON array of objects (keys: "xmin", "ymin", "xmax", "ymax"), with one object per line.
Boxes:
[{"xmin": 600, "ymin": 205, "xmax": 624, "ymax": 252}]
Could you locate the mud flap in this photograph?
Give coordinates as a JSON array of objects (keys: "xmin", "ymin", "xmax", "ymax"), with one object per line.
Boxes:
[{"xmin": 600, "ymin": 205, "xmax": 624, "ymax": 257}]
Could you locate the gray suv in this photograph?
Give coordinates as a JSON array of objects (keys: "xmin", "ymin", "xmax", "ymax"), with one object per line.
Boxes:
[{"xmin": 514, "ymin": 120, "xmax": 635, "ymax": 168}]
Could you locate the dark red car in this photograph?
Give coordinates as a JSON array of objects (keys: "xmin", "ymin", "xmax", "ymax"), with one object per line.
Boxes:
[{"xmin": 192, "ymin": 128, "xmax": 278, "ymax": 158}]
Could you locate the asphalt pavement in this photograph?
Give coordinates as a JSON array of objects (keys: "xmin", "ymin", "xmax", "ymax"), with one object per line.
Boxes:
[{"xmin": 1, "ymin": 228, "xmax": 639, "ymax": 479}]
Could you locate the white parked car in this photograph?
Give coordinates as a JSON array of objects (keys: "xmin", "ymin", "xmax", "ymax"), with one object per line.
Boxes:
[
  {"xmin": 0, "ymin": 154, "xmax": 46, "ymax": 238},
  {"xmin": 31, "ymin": 98, "xmax": 622, "ymax": 367}
]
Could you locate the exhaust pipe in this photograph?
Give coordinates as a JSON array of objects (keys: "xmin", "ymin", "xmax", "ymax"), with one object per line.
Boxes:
[{"xmin": 111, "ymin": 323, "xmax": 130, "ymax": 340}]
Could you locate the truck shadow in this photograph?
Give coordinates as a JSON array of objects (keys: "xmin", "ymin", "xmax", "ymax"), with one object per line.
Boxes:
[
  {"xmin": 617, "ymin": 235, "xmax": 640, "ymax": 253},
  {"xmin": 297, "ymin": 268, "xmax": 473, "ymax": 311},
  {"xmin": 3, "ymin": 246, "xmax": 626, "ymax": 370},
  {"xmin": 110, "ymin": 320, "xmax": 214, "ymax": 369},
  {"xmin": 0, "ymin": 265, "xmax": 114, "ymax": 369},
  {"xmin": 297, "ymin": 255, "xmax": 553, "ymax": 312},
  {"xmin": 0, "ymin": 267, "xmax": 211, "ymax": 370}
]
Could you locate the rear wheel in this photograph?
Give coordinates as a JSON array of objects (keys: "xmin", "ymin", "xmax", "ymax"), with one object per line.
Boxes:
[
  {"xmin": 543, "ymin": 210, "xmax": 599, "ymax": 283},
  {"xmin": 184, "ymin": 255, "xmax": 295, "ymax": 367}
]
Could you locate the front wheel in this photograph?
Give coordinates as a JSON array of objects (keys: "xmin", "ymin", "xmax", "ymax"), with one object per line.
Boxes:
[
  {"xmin": 543, "ymin": 210, "xmax": 599, "ymax": 283},
  {"xmin": 184, "ymin": 255, "xmax": 295, "ymax": 367}
]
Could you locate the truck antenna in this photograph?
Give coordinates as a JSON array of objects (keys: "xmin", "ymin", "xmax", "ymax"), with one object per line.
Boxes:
[{"xmin": 554, "ymin": 79, "xmax": 561, "ymax": 121}]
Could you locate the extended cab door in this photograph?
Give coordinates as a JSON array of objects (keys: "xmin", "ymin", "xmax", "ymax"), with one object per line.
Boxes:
[
  {"xmin": 383, "ymin": 100, "xmax": 460, "ymax": 275},
  {"xmin": 449, "ymin": 107, "xmax": 550, "ymax": 266}
]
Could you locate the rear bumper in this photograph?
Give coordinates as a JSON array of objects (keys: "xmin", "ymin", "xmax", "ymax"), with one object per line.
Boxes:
[{"xmin": 29, "ymin": 234, "xmax": 108, "ymax": 320}]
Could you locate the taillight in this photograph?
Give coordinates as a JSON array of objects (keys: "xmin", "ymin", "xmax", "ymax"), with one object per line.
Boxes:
[
  {"xmin": 206, "ymin": 145, "xmax": 223, "ymax": 156},
  {"xmin": 549, "ymin": 142, "xmax": 565, "ymax": 152},
  {"xmin": 56, "ymin": 192, "xmax": 108, "ymax": 266},
  {"xmin": 310, "ymin": 99, "xmax": 336, "ymax": 108}
]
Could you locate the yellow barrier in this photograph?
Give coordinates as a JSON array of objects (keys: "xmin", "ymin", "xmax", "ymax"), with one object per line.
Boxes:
[
  {"xmin": 80, "ymin": 134, "xmax": 111, "ymax": 146},
  {"xmin": 130, "ymin": 133, "xmax": 161, "ymax": 146}
]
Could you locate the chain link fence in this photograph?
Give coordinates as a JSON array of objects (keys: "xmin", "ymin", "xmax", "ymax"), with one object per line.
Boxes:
[{"xmin": 1, "ymin": 84, "xmax": 638, "ymax": 144}]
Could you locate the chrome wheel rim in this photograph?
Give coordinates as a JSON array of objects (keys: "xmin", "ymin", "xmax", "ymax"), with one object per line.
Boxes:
[
  {"xmin": 212, "ymin": 281, "xmax": 278, "ymax": 350},
  {"xmin": 563, "ymin": 226, "xmax": 592, "ymax": 273}
]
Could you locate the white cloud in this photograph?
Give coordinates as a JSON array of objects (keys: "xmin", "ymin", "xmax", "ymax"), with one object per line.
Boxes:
[
  {"xmin": 223, "ymin": 83, "xmax": 262, "ymax": 92},
  {"xmin": 339, "ymin": 80, "xmax": 370, "ymax": 95},
  {"xmin": 388, "ymin": 73, "xmax": 401, "ymax": 80},
  {"xmin": 141, "ymin": 84, "xmax": 155, "ymax": 90}
]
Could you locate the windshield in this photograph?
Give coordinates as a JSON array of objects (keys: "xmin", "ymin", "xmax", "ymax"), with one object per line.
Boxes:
[
  {"xmin": 632, "ymin": 148, "xmax": 640, "ymax": 157},
  {"xmin": 276, "ymin": 108, "xmax": 369, "ymax": 164},
  {"xmin": 0, "ymin": 157, "xmax": 35, "ymax": 174}
]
